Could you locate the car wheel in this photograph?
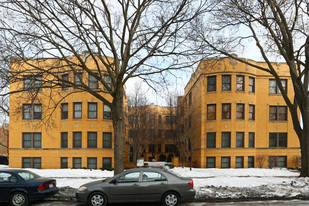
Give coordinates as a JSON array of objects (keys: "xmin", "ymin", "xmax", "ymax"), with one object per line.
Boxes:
[
  {"xmin": 88, "ymin": 192, "xmax": 107, "ymax": 206},
  {"xmin": 162, "ymin": 191, "xmax": 180, "ymax": 206},
  {"xmin": 9, "ymin": 192, "xmax": 29, "ymax": 206}
]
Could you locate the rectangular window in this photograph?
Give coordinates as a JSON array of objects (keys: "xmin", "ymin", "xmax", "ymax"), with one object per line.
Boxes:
[
  {"xmin": 88, "ymin": 73, "xmax": 98, "ymax": 89},
  {"xmin": 165, "ymin": 144, "xmax": 178, "ymax": 153},
  {"xmin": 61, "ymin": 132, "xmax": 68, "ymax": 148},
  {"xmin": 248, "ymin": 156, "xmax": 254, "ymax": 168},
  {"xmin": 221, "ymin": 157, "xmax": 230, "ymax": 168},
  {"xmin": 222, "ymin": 103, "xmax": 231, "ymax": 120},
  {"xmin": 149, "ymin": 144, "xmax": 155, "ymax": 153},
  {"xmin": 165, "ymin": 130, "xmax": 176, "ymax": 139},
  {"xmin": 73, "ymin": 132, "xmax": 82, "ymax": 148},
  {"xmin": 23, "ymin": 133, "xmax": 41, "ymax": 148},
  {"xmin": 23, "ymin": 104, "xmax": 42, "ymax": 120},
  {"xmin": 236, "ymin": 132, "xmax": 244, "ymax": 148},
  {"xmin": 236, "ymin": 156, "xmax": 244, "ymax": 168},
  {"xmin": 87, "ymin": 132, "xmax": 97, "ymax": 148},
  {"xmin": 23, "ymin": 75, "xmax": 42, "ymax": 91},
  {"xmin": 103, "ymin": 157, "xmax": 112, "ymax": 168},
  {"xmin": 269, "ymin": 133, "xmax": 287, "ymax": 148},
  {"xmin": 249, "ymin": 132, "xmax": 255, "ymax": 148},
  {"xmin": 207, "ymin": 76, "xmax": 216, "ymax": 92},
  {"xmin": 269, "ymin": 156, "xmax": 287, "ymax": 168},
  {"xmin": 61, "ymin": 157, "xmax": 68, "ymax": 169},
  {"xmin": 207, "ymin": 104, "xmax": 216, "ymax": 120},
  {"xmin": 103, "ymin": 132, "xmax": 112, "ymax": 148},
  {"xmin": 236, "ymin": 104, "xmax": 244, "ymax": 120},
  {"xmin": 149, "ymin": 114, "xmax": 155, "ymax": 124},
  {"xmin": 236, "ymin": 75, "xmax": 244, "ymax": 91},
  {"xmin": 73, "ymin": 102, "xmax": 82, "ymax": 119},
  {"xmin": 189, "ymin": 92, "xmax": 192, "ymax": 106},
  {"xmin": 61, "ymin": 103, "xmax": 68, "ymax": 120},
  {"xmin": 222, "ymin": 75, "xmax": 231, "ymax": 91},
  {"xmin": 22, "ymin": 157, "xmax": 41, "ymax": 169},
  {"xmin": 73, "ymin": 157, "xmax": 82, "ymax": 169},
  {"xmin": 249, "ymin": 105, "xmax": 255, "ymax": 120},
  {"xmin": 61, "ymin": 74, "xmax": 69, "ymax": 91},
  {"xmin": 207, "ymin": 133, "xmax": 216, "ymax": 148},
  {"xmin": 88, "ymin": 102, "xmax": 97, "ymax": 119},
  {"xmin": 221, "ymin": 132, "xmax": 231, "ymax": 148},
  {"xmin": 165, "ymin": 116, "xmax": 176, "ymax": 124},
  {"xmin": 269, "ymin": 79, "xmax": 287, "ymax": 94},
  {"xmin": 206, "ymin": 157, "xmax": 216, "ymax": 168},
  {"xmin": 74, "ymin": 72, "xmax": 83, "ymax": 89},
  {"xmin": 103, "ymin": 105, "xmax": 112, "ymax": 120},
  {"xmin": 249, "ymin": 77, "xmax": 255, "ymax": 93},
  {"xmin": 269, "ymin": 106, "xmax": 287, "ymax": 121},
  {"xmin": 87, "ymin": 157, "xmax": 97, "ymax": 169},
  {"xmin": 104, "ymin": 75, "xmax": 112, "ymax": 91}
]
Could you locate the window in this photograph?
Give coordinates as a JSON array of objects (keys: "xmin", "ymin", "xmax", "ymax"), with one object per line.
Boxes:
[
  {"xmin": 87, "ymin": 132, "xmax": 97, "ymax": 148},
  {"xmin": 207, "ymin": 104, "xmax": 216, "ymax": 120},
  {"xmin": 222, "ymin": 75, "xmax": 231, "ymax": 91},
  {"xmin": 61, "ymin": 74, "xmax": 69, "ymax": 91},
  {"xmin": 236, "ymin": 75, "xmax": 244, "ymax": 91},
  {"xmin": 236, "ymin": 132, "xmax": 244, "ymax": 148},
  {"xmin": 88, "ymin": 73, "xmax": 98, "ymax": 89},
  {"xmin": 88, "ymin": 103, "xmax": 97, "ymax": 119},
  {"xmin": 189, "ymin": 92, "xmax": 192, "ymax": 106},
  {"xmin": 206, "ymin": 157, "xmax": 216, "ymax": 168},
  {"xmin": 222, "ymin": 103, "xmax": 231, "ymax": 119},
  {"xmin": 129, "ymin": 130, "xmax": 137, "ymax": 139},
  {"xmin": 73, "ymin": 157, "xmax": 82, "ymax": 169},
  {"xmin": 221, "ymin": 157, "xmax": 230, "ymax": 168},
  {"xmin": 158, "ymin": 115, "xmax": 162, "ymax": 124},
  {"xmin": 87, "ymin": 158, "xmax": 97, "ymax": 169},
  {"xmin": 207, "ymin": 133, "xmax": 216, "ymax": 148},
  {"xmin": 249, "ymin": 105, "xmax": 255, "ymax": 120},
  {"xmin": 74, "ymin": 72, "xmax": 83, "ymax": 89},
  {"xmin": 221, "ymin": 132, "xmax": 231, "ymax": 148},
  {"xmin": 149, "ymin": 114, "xmax": 155, "ymax": 124},
  {"xmin": 236, "ymin": 104, "xmax": 244, "ymax": 120},
  {"xmin": 73, "ymin": 132, "xmax": 82, "ymax": 148},
  {"xmin": 117, "ymin": 172, "xmax": 140, "ymax": 183},
  {"xmin": 207, "ymin": 76, "xmax": 216, "ymax": 92},
  {"xmin": 103, "ymin": 105, "xmax": 112, "ymax": 120},
  {"xmin": 142, "ymin": 172, "xmax": 166, "ymax": 182},
  {"xmin": 269, "ymin": 79, "xmax": 287, "ymax": 94},
  {"xmin": 73, "ymin": 102, "xmax": 82, "ymax": 119},
  {"xmin": 249, "ymin": 77, "xmax": 255, "ymax": 93},
  {"xmin": 23, "ymin": 75, "xmax": 42, "ymax": 91},
  {"xmin": 61, "ymin": 103, "xmax": 68, "ymax": 120},
  {"xmin": 0, "ymin": 172, "xmax": 18, "ymax": 183},
  {"xmin": 149, "ymin": 144, "xmax": 155, "ymax": 153},
  {"xmin": 129, "ymin": 115, "xmax": 138, "ymax": 125},
  {"xmin": 248, "ymin": 156, "xmax": 254, "ymax": 168},
  {"xmin": 165, "ymin": 130, "xmax": 176, "ymax": 139},
  {"xmin": 103, "ymin": 157, "xmax": 112, "ymax": 168},
  {"xmin": 269, "ymin": 106, "xmax": 287, "ymax": 121},
  {"xmin": 23, "ymin": 133, "xmax": 41, "ymax": 148},
  {"xmin": 61, "ymin": 132, "xmax": 68, "ymax": 148},
  {"xmin": 22, "ymin": 157, "xmax": 41, "ymax": 169},
  {"xmin": 269, "ymin": 133, "xmax": 287, "ymax": 148},
  {"xmin": 103, "ymin": 132, "xmax": 112, "ymax": 148},
  {"xmin": 158, "ymin": 144, "xmax": 162, "ymax": 152},
  {"xmin": 104, "ymin": 75, "xmax": 112, "ymax": 91},
  {"xmin": 61, "ymin": 157, "xmax": 68, "ymax": 169},
  {"xmin": 269, "ymin": 156, "xmax": 287, "ymax": 168},
  {"xmin": 165, "ymin": 144, "xmax": 177, "ymax": 153},
  {"xmin": 165, "ymin": 116, "xmax": 176, "ymax": 124},
  {"xmin": 236, "ymin": 157, "xmax": 244, "ymax": 168},
  {"xmin": 249, "ymin": 132, "xmax": 255, "ymax": 148},
  {"xmin": 23, "ymin": 104, "xmax": 42, "ymax": 120}
]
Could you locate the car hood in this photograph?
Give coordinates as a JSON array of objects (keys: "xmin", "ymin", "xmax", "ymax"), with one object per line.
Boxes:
[{"xmin": 81, "ymin": 179, "xmax": 108, "ymax": 187}]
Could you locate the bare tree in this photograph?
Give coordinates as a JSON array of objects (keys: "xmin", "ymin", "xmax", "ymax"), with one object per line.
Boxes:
[
  {"xmin": 0, "ymin": 0, "xmax": 205, "ymax": 174},
  {"xmin": 256, "ymin": 155, "xmax": 267, "ymax": 168},
  {"xmin": 192, "ymin": 0, "xmax": 309, "ymax": 177}
]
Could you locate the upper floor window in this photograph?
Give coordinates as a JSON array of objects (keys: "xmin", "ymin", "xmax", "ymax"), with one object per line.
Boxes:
[
  {"xmin": 88, "ymin": 73, "xmax": 98, "ymax": 89},
  {"xmin": 269, "ymin": 133, "xmax": 287, "ymax": 148},
  {"xmin": 61, "ymin": 132, "xmax": 68, "ymax": 148},
  {"xmin": 103, "ymin": 132, "xmax": 112, "ymax": 148},
  {"xmin": 73, "ymin": 132, "xmax": 82, "ymax": 148},
  {"xmin": 236, "ymin": 104, "xmax": 244, "ymax": 120},
  {"xmin": 269, "ymin": 106, "xmax": 287, "ymax": 121},
  {"xmin": 23, "ymin": 104, "xmax": 42, "ymax": 120},
  {"xmin": 61, "ymin": 103, "xmax": 68, "ymax": 120},
  {"xmin": 165, "ymin": 116, "xmax": 176, "ymax": 124},
  {"xmin": 207, "ymin": 104, "xmax": 216, "ymax": 120},
  {"xmin": 249, "ymin": 132, "xmax": 255, "ymax": 148},
  {"xmin": 221, "ymin": 132, "xmax": 231, "ymax": 148},
  {"xmin": 207, "ymin": 132, "xmax": 216, "ymax": 148},
  {"xmin": 222, "ymin": 75, "xmax": 231, "ymax": 91},
  {"xmin": 165, "ymin": 130, "xmax": 176, "ymax": 139},
  {"xmin": 207, "ymin": 76, "xmax": 216, "ymax": 92},
  {"xmin": 87, "ymin": 132, "xmax": 97, "ymax": 148},
  {"xmin": 249, "ymin": 105, "xmax": 255, "ymax": 120},
  {"xmin": 23, "ymin": 133, "xmax": 41, "ymax": 148},
  {"xmin": 73, "ymin": 102, "xmax": 82, "ymax": 119},
  {"xmin": 61, "ymin": 74, "xmax": 69, "ymax": 91},
  {"xmin": 88, "ymin": 102, "xmax": 97, "ymax": 119},
  {"xmin": 74, "ymin": 72, "xmax": 83, "ymax": 89},
  {"xmin": 236, "ymin": 75, "xmax": 244, "ymax": 91},
  {"xmin": 249, "ymin": 77, "xmax": 255, "ymax": 93},
  {"xmin": 269, "ymin": 79, "xmax": 287, "ymax": 94},
  {"xmin": 222, "ymin": 103, "xmax": 231, "ymax": 120},
  {"xmin": 104, "ymin": 75, "xmax": 112, "ymax": 91},
  {"xmin": 23, "ymin": 75, "xmax": 42, "ymax": 91},
  {"xmin": 103, "ymin": 104, "xmax": 112, "ymax": 120},
  {"xmin": 236, "ymin": 132, "xmax": 244, "ymax": 148}
]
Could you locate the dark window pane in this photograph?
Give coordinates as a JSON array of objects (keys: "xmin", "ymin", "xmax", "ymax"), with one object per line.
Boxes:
[
  {"xmin": 61, "ymin": 103, "xmax": 68, "ymax": 120},
  {"xmin": 206, "ymin": 157, "xmax": 216, "ymax": 168},
  {"xmin": 207, "ymin": 104, "xmax": 216, "ymax": 120},
  {"xmin": 88, "ymin": 103, "xmax": 97, "ymax": 119},
  {"xmin": 103, "ymin": 157, "xmax": 112, "ymax": 168},
  {"xmin": 73, "ymin": 132, "xmax": 82, "ymax": 148},
  {"xmin": 222, "ymin": 75, "xmax": 231, "ymax": 91},
  {"xmin": 87, "ymin": 132, "xmax": 97, "ymax": 148},
  {"xmin": 221, "ymin": 157, "xmax": 230, "ymax": 168},
  {"xmin": 73, "ymin": 157, "xmax": 82, "ymax": 169},
  {"xmin": 103, "ymin": 105, "xmax": 112, "ymax": 120},
  {"xmin": 249, "ymin": 133, "xmax": 255, "ymax": 148},
  {"xmin": 236, "ymin": 132, "xmax": 244, "ymax": 148},
  {"xmin": 207, "ymin": 133, "xmax": 216, "ymax": 148},
  {"xmin": 236, "ymin": 157, "xmax": 244, "ymax": 168},
  {"xmin": 207, "ymin": 76, "xmax": 216, "ymax": 92},
  {"xmin": 87, "ymin": 158, "xmax": 97, "ymax": 169},
  {"xmin": 221, "ymin": 132, "xmax": 231, "ymax": 148},
  {"xmin": 103, "ymin": 132, "xmax": 112, "ymax": 148},
  {"xmin": 236, "ymin": 104, "xmax": 244, "ymax": 120},
  {"xmin": 222, "ymin": 104, "xmax": 231, "ymax": 119},
  {"xmin": 61, "ymin": 157, "xmax": 68, "ymax": 169},
  {"xmin": 73, "ymin": 103, "xmax": 82, "ymax": 119},
  {"xmin": 236, "ymin": 75, "xmax": 244, "ymax": 91}
]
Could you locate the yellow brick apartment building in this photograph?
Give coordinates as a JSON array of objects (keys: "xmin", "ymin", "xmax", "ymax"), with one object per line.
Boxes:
[
  {"xmin": 180, "ymin": 57, "xmax": 300, "ymax": 168},
  {"xmin": 9, "ymin": 57, "xmax": 114, "ymax": 169}
]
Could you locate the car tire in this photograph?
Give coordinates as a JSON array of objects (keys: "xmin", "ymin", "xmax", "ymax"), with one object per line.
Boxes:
[
  {"xmin": 162, "ymin": 191, "xmax": 180, "ymax": 206},
  {"xmin": 9, "ymin": 192, "xmax": 29, "ymax": 206},
  {"xmin": 88, "ymin": 192, "xmax": 107, "ymax": 206}
]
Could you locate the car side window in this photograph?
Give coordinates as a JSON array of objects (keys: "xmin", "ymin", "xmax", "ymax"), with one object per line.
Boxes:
[
  {"xmin": 117, "ymin": 172, "xmax": 140, "ymax": 183},
  {"xmin": 142, "ymin": 172, "xmax": 167, "ymax": 182},
  {"xmin": 0, "ymin": 172, "xmax": 18, "ymax": 183}
]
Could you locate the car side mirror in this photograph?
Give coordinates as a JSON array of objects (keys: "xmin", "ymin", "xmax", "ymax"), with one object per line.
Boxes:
[{"xmin": 109, "ymin": 179, "xmax": 117, "ymax": 184}]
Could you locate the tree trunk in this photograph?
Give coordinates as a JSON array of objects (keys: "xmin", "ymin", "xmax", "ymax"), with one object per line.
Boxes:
[
  {"xmin": 300, "ymin": 109, "xmax": 309, "ymax": 177},
  {"xmin": 112, "ymin": 85, "xmax": 125, "ymax": 175}
]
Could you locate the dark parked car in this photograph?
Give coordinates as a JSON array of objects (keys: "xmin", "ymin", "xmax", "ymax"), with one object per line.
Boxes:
[
  {"xmin": 76, "ymin": 168, "xmax": 195, "ymax": 206},
  {"xmin": 0, "ymin": 169, "xmax": 58, "ymax": 206}
]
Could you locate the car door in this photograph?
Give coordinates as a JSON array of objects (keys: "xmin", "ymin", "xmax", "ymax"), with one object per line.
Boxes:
[
  {"xmin": 138, "ymin": 171, "xmax": 167, "ymax": 202},
  {"xmin": 0, "ymin": 172, "xmax": 18, "ymax": 202},
  {"xmin": 109, "ymin": 171, "xmax": 141, "ymax": 203}
]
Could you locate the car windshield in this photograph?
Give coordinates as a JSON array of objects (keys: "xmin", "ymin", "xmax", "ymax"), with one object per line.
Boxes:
[{"xmin": 17, "ymin": 171, "xmax": 41, "ymax": 181}]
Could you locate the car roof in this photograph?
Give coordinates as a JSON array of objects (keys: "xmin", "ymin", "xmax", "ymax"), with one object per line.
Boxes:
[
  {"xmin": 0, "ymin": 169, "xmax": 30, "ymax": 173},
  {"xmin": 125, "ymin": 167, "xmax": 164, "ymax": 172}
]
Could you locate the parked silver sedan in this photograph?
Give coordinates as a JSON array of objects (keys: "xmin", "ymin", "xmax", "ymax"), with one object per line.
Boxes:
[{"xmin": 76, "ymin": 168, "xmax": 195, "ymax": 206}]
